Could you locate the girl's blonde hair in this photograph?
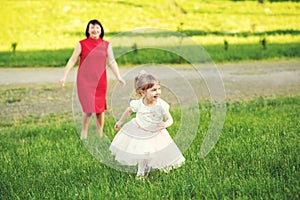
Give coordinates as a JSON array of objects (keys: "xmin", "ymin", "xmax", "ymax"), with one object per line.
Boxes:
[{"xmin": 131, "ymin": 70, "xmax": 160, "ymax": 99}]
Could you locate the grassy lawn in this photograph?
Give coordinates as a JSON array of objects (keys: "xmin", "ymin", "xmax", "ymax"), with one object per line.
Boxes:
[
  {"xmin": 0, "ymin": 0, "xmax": 299, "ymax": 67},
  {"xmin": 0, "ymin": 0, "xmax": 299, "ymax": 199},
  {"xmin": 0, "ymin": 93, "xmax": 299, "ymax": 199}
]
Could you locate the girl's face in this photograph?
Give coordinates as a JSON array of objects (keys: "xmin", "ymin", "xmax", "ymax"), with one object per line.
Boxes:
[
  {"xmin": 88, "ymin": 23, "xmax": 101, "ymax": 39},
  {"xmin": 142, "ymin": 82, "xmax": 161, "ymax": 104}
]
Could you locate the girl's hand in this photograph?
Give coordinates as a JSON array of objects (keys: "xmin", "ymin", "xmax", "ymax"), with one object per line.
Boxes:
[
  {"xmin": 115, "ymin": 122, "xmax": 122, "ymax": 131},
  {"xmin": 157, "ymin": 122, "xmax": 166, "ymax": 130}
]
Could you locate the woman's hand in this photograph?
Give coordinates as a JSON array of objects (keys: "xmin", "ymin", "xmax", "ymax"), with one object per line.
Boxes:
[
  {"xmin": 118, "ymin": 78, "xmax": 126, "ymax": 86},
  {"xmin": 60, "ymin": 78, "xmax": 66, "ymax": 87}
]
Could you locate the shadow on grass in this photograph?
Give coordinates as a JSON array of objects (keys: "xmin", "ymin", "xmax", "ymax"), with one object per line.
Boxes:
[
  {"xmin": 67, "ymin": 29, "xmax": 300, "ymax": 38},
  {"xmin": 0, "ymin": 42, "xmax": 300, "ymax": 68}
]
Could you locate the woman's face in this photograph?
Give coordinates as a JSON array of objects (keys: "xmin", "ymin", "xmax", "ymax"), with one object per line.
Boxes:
[{"xmin": 88, "ymin": 23, "xmax": 101, "ymax": 39}]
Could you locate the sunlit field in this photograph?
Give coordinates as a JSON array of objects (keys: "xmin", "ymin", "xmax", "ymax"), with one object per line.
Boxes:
[{"xmin": 0, "ymin": 0, "xmax": 299, "ymax": 66}]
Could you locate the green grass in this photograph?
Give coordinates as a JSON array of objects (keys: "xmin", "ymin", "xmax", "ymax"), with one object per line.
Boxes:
[
  {"xmin": 0, "ymin": 0, "xmax": 299, "ymax": 67},
  {"xmin": 1, "ymin": 42, "xmax": 299, "ymax": 68},
  {"xmin": 0, "ymin": 95, "xmax": 299, "ymax": 199}
]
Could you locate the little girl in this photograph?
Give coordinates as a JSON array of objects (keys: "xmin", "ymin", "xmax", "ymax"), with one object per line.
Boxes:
[{"xmin": 109, "ymin": 71, "xmax": 185, "ymax": 178}]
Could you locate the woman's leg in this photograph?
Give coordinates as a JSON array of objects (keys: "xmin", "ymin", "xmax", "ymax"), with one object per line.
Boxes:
[
  {"xmin": 96, "ymin": 112, "xmax": 105, "ymax": 137},
  {"xmin": 81, "ymin": 112, "xmax": 92, "ymax": 139}
]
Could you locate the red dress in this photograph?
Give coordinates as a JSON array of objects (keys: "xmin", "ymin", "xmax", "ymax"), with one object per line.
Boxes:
[{"xmin": 77, "ymin": 37, "xmax": 109, "ymax": 113}]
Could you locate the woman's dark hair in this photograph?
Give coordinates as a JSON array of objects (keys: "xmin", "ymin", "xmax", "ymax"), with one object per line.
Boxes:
[{"xmin": 85, "ymin": 19, "xmax": 104, "ymax": 38}]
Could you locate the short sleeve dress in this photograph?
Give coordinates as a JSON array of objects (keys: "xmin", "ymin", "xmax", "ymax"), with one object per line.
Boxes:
[
  {"xmin": 77, "ymin": 37, "xmax": 114, "ymax": 114},
  {"xmin": 110, "ymin": 98, "xmax": 185, "ymax": 171}
]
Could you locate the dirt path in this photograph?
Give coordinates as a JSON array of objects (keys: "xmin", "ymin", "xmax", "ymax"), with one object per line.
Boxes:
[
  {"xmin": 1, "ymin": 59, "xmax": 299, "ymax": 99},
  {"xmin": 0, "ymin": 60, "xmax": 299, "ymax": 120}
]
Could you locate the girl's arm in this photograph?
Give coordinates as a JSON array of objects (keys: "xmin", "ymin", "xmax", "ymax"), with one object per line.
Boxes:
[
  {"xmin": 60, "ymin": 43, "xmax": 81, "ymax": 87},
  {"xmin": 115, "ymin": 107, "xmax": 133, "ymax": 130},
  {"xmin": 107, "ymin": 44, "xmax": 126, "ymax": 86},
  {"xmin": 159, "ymin": 111, "xmax": 174, "ymax": 129}
]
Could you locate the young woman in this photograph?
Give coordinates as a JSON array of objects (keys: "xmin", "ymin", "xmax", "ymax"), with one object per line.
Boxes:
[{"xmin": 61, "ymin": 19, "xmax": 125, "ymax": 139}]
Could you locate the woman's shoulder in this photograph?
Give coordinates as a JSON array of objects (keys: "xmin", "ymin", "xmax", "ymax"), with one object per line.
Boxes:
[
  {"xmin": 79, "ymin": 38, "xmax": 88, "ymax": 43},
  {"xmin": 103, "ymin": 40, "xmax": 110, "ymax": 48},
  {"xmin": 79, "ymin": 38, "xmax": 89, "ymax": 47}
]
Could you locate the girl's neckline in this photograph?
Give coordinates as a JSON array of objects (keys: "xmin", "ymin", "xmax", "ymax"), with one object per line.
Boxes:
[{"xmin": 142, "ymin": 97, "xmax": 158, "ymax": 107}]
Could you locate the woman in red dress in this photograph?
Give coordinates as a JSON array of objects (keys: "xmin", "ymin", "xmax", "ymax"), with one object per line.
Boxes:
[{"xmin": 61, "ymin": 19, "xmax": 125, "ymax": 139}]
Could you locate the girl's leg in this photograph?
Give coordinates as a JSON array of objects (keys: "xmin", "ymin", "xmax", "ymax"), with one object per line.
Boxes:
[
  {"xmin": 96, "ymin": 112, "xmax": 105, "ymax": 137},
  {"xmin": 137, "ymin": 160, "xmax": 149, "ymax": 178},
  {"xmin": 81, "ymin": 112, "xmax": 92, "ymax": 139}
]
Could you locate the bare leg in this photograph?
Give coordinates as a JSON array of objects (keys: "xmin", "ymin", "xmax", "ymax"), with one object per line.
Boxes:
[
  {"xmin": 96, "ymin": 112, "xmax": 105, "ymax": 137},
  {"xmin": 81, "ymin": 112, "xmax": 92, "ymax": 139},
  {"xmin": 137, "ymin": 160, "xmax": 149, "ymax": 178}
]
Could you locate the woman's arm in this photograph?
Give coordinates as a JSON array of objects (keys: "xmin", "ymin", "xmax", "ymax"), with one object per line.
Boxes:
[
  {"xmin": 60, "ymin": 43, "xmax": 81, "ymax": 87},
  {"xmin": 107, "ymin": 44, "xmax": 126, "ymax": 86},
  {"xmin": 115, "ymin": 107, "xmax": 133, "ymax": 130}
]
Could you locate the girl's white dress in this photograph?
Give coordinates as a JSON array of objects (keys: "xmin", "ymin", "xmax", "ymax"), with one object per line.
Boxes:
[{"xmin": 110, "ymin": 98, "xmax": 185, "ymax": 171}]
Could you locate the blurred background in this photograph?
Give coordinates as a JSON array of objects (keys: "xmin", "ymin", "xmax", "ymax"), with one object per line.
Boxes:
[{"xmin": 0, "ymin": 0, "xmax": 299, "ymax": 67}]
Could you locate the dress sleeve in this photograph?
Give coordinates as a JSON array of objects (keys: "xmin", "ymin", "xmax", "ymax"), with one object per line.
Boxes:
[
  {"xmin": 160, "ymin": 99, "xmax": 170, "ymax": 115},
  {"xmin": 107, "ymin": 43, "xmax": 116, "ymax": 65},
  {"xmin": 130, "ymin": 99, "xmax": 140, "ymax": 112}
]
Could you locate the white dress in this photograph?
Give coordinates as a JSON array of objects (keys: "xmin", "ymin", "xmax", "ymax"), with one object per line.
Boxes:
[{"xmin": 110, "ymin": 98, "xmax": 185, "ymax": 171}]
